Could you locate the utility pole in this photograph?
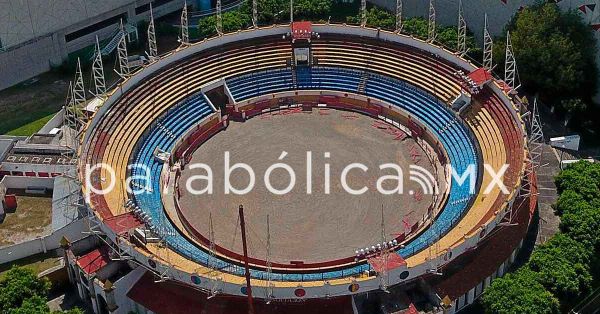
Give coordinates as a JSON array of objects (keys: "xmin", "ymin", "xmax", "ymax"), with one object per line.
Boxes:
[{"xmin": 239, "ymin": 205, "xmax": 255, "ymax": 314}]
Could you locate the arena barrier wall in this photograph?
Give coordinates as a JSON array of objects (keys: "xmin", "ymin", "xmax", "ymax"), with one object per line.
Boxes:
[{"xmin": 80, "ymin": 24, "xmax": 528, "ymax": 300}]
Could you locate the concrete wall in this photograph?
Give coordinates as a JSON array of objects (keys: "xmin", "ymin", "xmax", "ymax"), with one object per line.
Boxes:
[
  {"xmin": 0, "ymin": 175, "xmax": 55, "ymax": 190},
  {"xmin": 0, "ymin": 139, "xmax": 14, "ymax": 160},
  {"xmin": 1, "ymin": 163, "xmax": 74, "ymax": 176},
  {"xmin": 0, "ymin": 35, "xmax": 58, "ymax": 89},
  {"xmin": 39, "ymin": 109, "xmax": 65, "ymax": 134},
  {"xmin": 0, "ymin": 217, "xmax": 88, "ymax": 264}
]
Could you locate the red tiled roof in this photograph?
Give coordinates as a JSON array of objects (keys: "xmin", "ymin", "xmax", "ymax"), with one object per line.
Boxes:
[
  {"xmin": 104, "ymin": 212, "xmax": 143, "ymax": 234},
  {"xmin": 368, "ymin": 253, "xmax": 407, "ymax": 272},
  {"xmin": 291, "ymin": 21, "xmax": 312, "ymax": 40},
  {"xmin": 76, "ymin": 246, "xmax": 111, "ymax": 275},
  {"xmin": 127, "ymin": 272, "xmax": 354, "ymax": 314},
  {"xmin": 468, "ymin": 68, "xmax": 493, "ymax": 87}
]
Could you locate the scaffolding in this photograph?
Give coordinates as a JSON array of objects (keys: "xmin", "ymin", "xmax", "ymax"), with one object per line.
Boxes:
[
  {"xmin": 290, "ymin": 0, "xmax": 294, "ymax": 23},
  {"xmin": 427, "ymin": 0, "xmax": 436, "ymax": 42},
  {"xmin": 395, "ymin": 0, "xmax": 403, "ymax": 33},
  {"xmin": 147, "ymin": 3, "xmax": 158, "ymax": 60},
  {"xmin": 92, "ymin": 36, "xmax": 106, "ymax": 97},
  {"xmin": 116, "ymin": 21, "xmax": 130, "ymax": 77},
  {"xmin": 252, "ymin": 0, "xmax": 257, "ymax": 27},
  {"xmin": 216, "ymin": 0, "xmax": 223, "ymax": 35},
  {"xmin": 179, "ymin": 1, "xmax": 190, "ymax": 46},
  {"xmin": 483, "ymin": 14, "xmax": 493, "ymax": 71},
  {"xmin": 457, "ymin": 0, "xmax": 467, "ymax": 55},
  {"xmin": 504, "ymin": 31, "xmax": 520, "ymax": 91},
  {"xmin": 360, "ymin": 0, "xmax": 366, "ymax": 27},
  {"xmin": 510, "ymin": 97, "xmax": 543, "ymax": 203},
  {"xmin": 64, "ymin": 58, "xmax": 86, "ymax": 135},
  {"xmin": 265, "ymin": 215, "xmax": 274, "ymax": 302}
]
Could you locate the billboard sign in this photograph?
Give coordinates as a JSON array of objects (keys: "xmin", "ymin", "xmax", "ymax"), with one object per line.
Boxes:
[{"xmin": 550, "ymin": 135, "xmax": 580, "ymax": 151}]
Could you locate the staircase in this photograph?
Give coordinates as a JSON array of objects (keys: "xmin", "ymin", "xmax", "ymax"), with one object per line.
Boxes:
[
  {"xmin": 292, "ymin": 66, "xmax": 298, "ymax": 89},
  {"xmin": 357, "ymin": 42, "xmax": 375, "ymax": 94},
  {"xmin": 357, "ymin": 71, "xmax": 369, "ymax": 94},
  {"xmin": 100, "ymin": 29, "xmax": 124, "ymax": 56}
]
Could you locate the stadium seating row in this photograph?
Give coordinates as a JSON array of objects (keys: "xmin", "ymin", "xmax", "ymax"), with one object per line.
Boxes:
[{"xmin": 81, "ymin": 33, "xmax": 522, "ymax": 283}]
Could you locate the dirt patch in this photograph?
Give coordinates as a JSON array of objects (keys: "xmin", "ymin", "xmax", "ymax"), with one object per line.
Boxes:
[
  {"xmin": 0, "ymin": 193, "xmax": 53, "ymax": 247},
  {"xmin": 178, "ymin": 109, "xmax": 438, "ymax": 264}
]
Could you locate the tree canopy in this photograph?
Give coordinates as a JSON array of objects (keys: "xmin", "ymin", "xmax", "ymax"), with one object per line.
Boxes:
[
  {"xmin": 0, "ymin": 267, "xmax": 82, "ymax": 314},
  {"xmin": 527, "ymin": 234, "xmax": 593, "ymax": 297},
  {"xmin": 482, "ymin": 161, "xmax": 600, "ymax": 313},
  {"xmin": 493, "ymin": 3, "xmax": 598, "ymax": 114},
  {"xmin": 480, "ymin": 269, "xmax": 560, "ymax": 314},
  {"xmin": 555, "ymin": 160, "xmax": 600, "ymax": 200},
  {"xmin": 196, "ymin": 3, "xmax": 479, "ymax": 57},
  {"xmin": 346, "ymin": 8, "xmax": 479, "ymax": 55}
]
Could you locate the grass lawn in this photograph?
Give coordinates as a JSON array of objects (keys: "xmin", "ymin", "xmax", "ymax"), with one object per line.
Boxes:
[
  {"xmin": 0, "ymin": 71, "xmax": 69, "ymax": 136},
  {"xmin": 0, "ymin": 252, "xmax": 62, "ymax": 280},
  {"xmin": 0, "ymin": 29, "xmax": 182, "ymax": 136},
  {"xmin": 5, "ymin": 113, "xmax": 57, "ymax": 136}
]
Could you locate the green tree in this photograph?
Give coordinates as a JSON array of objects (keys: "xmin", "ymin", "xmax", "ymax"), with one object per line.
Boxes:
[
  {"xmin": 493, "ymin": 3, "xmax": 597, "ymax": 113},
  {"xmin": 346, "ymin": 7, "xmax": 395, "ymax": 29},
  {"xmin": 197, "ymin": 10, "xmax": 252, "ymax": 38},
  {"xmin": 554, "ymin": 189, "xmax": 587, "ymax": 215},
  {"xmin": 0, "ymin": 267, "xmax": 51, "ymax": 313},
  {"xmin": 555, "ymin": 161, "xmax": 600, "ymax": 201},
  {"xmin": 0, "ymin": 267, "xmax": 82, "ymax": 314},
  {"xmin": 256, "ymin": 0, "xmax": 288, "ymax": 24},
  {"xmin": 8, "ymin": 296, "xmax": 50, "ymax": 314},
  {"xmin": 560, "ymin": 202, "xmax": 600, "ymax": 247},
  {"xmin": 527, "ymin": 234, "xmax": 593, "ymax": 297},
  {"xmin": 481, "ymin": 268, "xmax": 560, "ymax": 314},
  {"xmin": 294, "ymin": 0, "xmax": 333, "ymax": 20},
  {"xmin": 346, "ymin": 9, "xmax": 479, "ymax": 55}
]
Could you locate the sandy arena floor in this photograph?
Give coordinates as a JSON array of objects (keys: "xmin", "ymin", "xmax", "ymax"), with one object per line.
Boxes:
[{"xmin": 177, "ymin": 109, "xmax": 436, "ymax": 264}]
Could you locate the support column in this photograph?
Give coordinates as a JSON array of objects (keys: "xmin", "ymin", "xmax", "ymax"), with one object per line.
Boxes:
[{"xmin": 104, "ymin": 280, "xmax": 119, "ymax": 313}]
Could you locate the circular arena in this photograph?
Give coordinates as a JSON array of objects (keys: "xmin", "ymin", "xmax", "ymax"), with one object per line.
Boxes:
[{"xmin": 80, "ymin": 23, "xmax": 532, "ymax": 304}]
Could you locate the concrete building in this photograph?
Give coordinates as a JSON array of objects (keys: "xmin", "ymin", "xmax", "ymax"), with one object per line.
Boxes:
[{"xmin": 0, "ymin": 0, "xmax": 186, "ymax": 90}]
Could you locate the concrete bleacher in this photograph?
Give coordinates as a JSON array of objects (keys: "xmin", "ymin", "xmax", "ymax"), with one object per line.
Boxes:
[
  {"xmin": 113, "ymin": 64, "xmax": 478, "ymax": 282},
  {"xmin": 80, "ymin": 30, "xmax": 524, "ymax": 288},
  {"xmin": 226, "ymin": 66, "xmax": 479, "ymax": 260},
  {"xmin": 84, "ymin": 36, "xmax": 292, "ymax": 218}
]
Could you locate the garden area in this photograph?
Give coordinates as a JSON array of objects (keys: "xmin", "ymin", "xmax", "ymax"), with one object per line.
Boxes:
[
  {"xmin": 481, "ymin": 161, "xmax": 600, "ymax": 313},
  {"xmin": 0, "ymin": 266, "xmax": 82, "ymax": 314}
]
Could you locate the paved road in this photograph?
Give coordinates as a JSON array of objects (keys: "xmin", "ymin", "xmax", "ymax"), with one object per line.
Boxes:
[
  {"xmin": 571, "ymin": 287, "xmax": 600, "ymax": 314},
  {"xmin": 535, "ymin": 144, "xmax": 561, "ymax": 244}
]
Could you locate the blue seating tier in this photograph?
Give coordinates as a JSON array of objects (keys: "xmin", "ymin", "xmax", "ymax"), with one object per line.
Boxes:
[{"xmin": 131, "ymin": 66, "xmax": 479, "ymax": 282}]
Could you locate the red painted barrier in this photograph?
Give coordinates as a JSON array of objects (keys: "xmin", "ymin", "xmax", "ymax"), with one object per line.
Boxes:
[{"xmin": 3, "ymin": 194, "xmax": 17, "ymax": 211}]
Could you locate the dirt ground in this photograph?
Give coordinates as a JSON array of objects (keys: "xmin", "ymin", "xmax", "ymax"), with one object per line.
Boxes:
[
  {"xmin": 178, "ymin": 109, "xmax": 437, "ymax": 264},
  {"xmin": 0, "ymin": 192, "xmax": 53, "ymax": 247}
]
